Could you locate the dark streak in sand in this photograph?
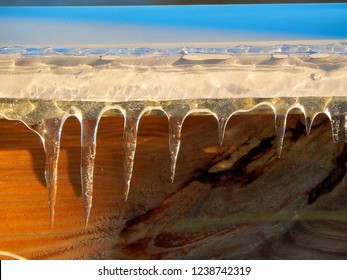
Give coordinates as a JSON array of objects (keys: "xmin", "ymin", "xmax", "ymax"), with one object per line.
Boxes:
[{"xmin": 308, "ymin": 143, "xmax": 347, "ymax": 204}]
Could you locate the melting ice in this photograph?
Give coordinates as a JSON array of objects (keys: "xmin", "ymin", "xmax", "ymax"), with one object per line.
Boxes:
[
  {"xmin": 1, "ymin": 44, "xmax": 347, "ymax": 225},
  {"xmin": 1, "ymin": 97, "xmax": 347, "ymax": 225}
]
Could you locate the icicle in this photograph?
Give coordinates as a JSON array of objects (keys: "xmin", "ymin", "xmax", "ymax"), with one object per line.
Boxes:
[
  {"xmin": 275, "ymin": 113, "xmax": 288, "ymax": 158},
  {"xmin": 162, "ymin": 101, "xmax": 190, "ymax": 184},
  {"xmin": 168, "ymin": 115, "xmax": 185, "ymax": 183},
  {"xmin": 213, "ymin": 99, "xmax": 238, "ymax": 147},
  {"xmin": 123, "ymin": 108, "xmax": 142, "ymax": 200},
  {"xmin": 80, "ymin": 116, "xmax": 99, "ymax": 226},
  {"xmin": 217, "ymin": 116, "xmax": 228, "ymax": 147},
  {"xmin": 331, "ymin": 115, "xmax": 347, "ymax": 142},
  {"xmin": 305, "ymin": 114, "xmax": 313, "ymax": 135},
  {"xmin": 301, "ymin": 96, "xmax": 331, "ymax": 135},
  {"xmin": 326, "ymin": 98, "xmax": 347, "ymax": 143},
  {"xmin": 34, "ymin": 118, "xmax": 64, "ymax": 226}
]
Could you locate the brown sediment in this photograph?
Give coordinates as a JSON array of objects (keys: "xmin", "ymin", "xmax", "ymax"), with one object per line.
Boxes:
[
  {"xmin": 117, "ymin": 115, "xmax": 347, "ymax": 259},
  {"xmin": 0, "ymin": 113, "xmax": 346, "ymax": 259},
  {"xmin": 308, "ymin": 143, "xmax": 347, "ymax": 204}
]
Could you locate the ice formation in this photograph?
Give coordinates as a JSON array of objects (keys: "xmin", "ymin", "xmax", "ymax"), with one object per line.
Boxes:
[{"xmin": 0, "ymin": 44, "xmax": 347, "ymax": 225}]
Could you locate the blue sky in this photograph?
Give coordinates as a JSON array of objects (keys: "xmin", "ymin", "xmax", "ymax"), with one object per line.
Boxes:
[{"xmin": 1, "ymin": 4, "xmax": 347, "ymax": 44}]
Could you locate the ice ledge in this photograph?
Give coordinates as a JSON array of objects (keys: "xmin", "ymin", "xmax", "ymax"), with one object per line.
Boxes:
[{"xmin": 1, "ymin": 43, "xmax": 347, "ymax": 101}]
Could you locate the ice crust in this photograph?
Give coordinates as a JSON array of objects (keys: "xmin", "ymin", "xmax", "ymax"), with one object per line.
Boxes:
[
  {"xmin": 1, "ymin": 44, "xmax": 347, "ymax": 102},
  {"xmin": 1, "ymin": 43, "xmax": 347, "ymax": 225}
]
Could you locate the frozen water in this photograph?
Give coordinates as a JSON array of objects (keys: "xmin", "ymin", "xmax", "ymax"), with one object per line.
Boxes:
[
  {"xmin": 1, "ymin": 41, "xmax": 347, "ymax": 224},
  {"xmin": 1, "ymin": 97, "xmax": 347, "ymax": 225},
  {"xmin": 1, "ymin": 44, "xmax": 347, "ymax": 57}
]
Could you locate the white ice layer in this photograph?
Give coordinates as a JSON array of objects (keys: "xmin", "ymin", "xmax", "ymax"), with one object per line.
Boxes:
[{"xmin": 1, "ymin": 44, "xmax": 347, "ymax": 102}]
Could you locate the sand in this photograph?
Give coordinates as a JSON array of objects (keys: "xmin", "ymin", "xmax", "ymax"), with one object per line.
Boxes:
[{"xmin": 0, "ymin": 42, "xmax": 347, "ymax": 102}]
